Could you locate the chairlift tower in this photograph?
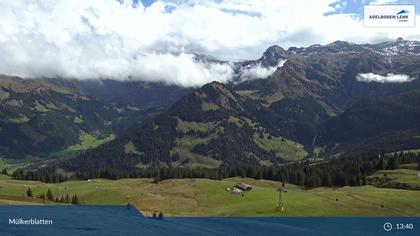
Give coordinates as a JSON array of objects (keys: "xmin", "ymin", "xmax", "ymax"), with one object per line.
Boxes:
[{"xmin": 276, "ymin": 187, "xmax": 287, "ymax": 212}]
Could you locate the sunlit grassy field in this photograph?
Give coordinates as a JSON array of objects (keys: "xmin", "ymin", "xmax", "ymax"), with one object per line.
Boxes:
[{"xmin": 1, "ymin": 171, "xmax": 420, "ymax": 217}]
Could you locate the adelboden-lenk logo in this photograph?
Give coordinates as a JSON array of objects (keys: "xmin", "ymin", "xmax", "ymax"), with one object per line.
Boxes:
[
  {"xmin": 395, "ymin": 9, "xmax": 410, "ymax": 22},
  {"xmin": 397, "ymin": 9, "xmax": 409, "ymax": 15},
  {"xmin": 364, "ymin": 5, "xmax": 415, "ymax": 27}
]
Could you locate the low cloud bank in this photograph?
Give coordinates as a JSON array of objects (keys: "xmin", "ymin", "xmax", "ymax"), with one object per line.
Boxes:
[
  {"xmin": 0, "ymin": 45, "xmax": 283, "ymax": 87},
  {"xmin": 1, "ymin": 0, "xmax": 418, "ymax": 87},
  {"xmin": 356, "ymin": 73, "xmax": 415, "ymax": 83},
  {"xmin": 111, "ymin": 53, "xmax": 236, "ymax": 87},
  {"xmin": 239, "ymin": 60, "xmax": 286, "ymax": 81},
  {"xmin": 0, "ymin": 51, "xmax": 236, "ymax": 87}
]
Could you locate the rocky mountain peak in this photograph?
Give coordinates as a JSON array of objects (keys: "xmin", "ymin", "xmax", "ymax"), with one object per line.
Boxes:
[{"xmin": 260, "ymin": 45, "xmax": 289, "ymax": 66}]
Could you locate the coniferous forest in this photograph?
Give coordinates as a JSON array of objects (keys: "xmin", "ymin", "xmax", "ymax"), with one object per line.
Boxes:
[{"xmin": 12, "ymin": 151, "xmax": 419, "ymax": 188}]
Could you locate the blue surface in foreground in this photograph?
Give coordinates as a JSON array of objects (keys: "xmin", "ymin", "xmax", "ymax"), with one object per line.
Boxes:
[{"xmin": 0, "ymin": 205, "xmax": 419, "ymax": 236}]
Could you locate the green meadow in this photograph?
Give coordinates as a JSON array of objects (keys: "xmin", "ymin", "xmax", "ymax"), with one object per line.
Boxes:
[
  {"xmin": 1, "ymin": 169, "xmax": 420, "ymax": 217},
  {"xmin": 53, "ymin": 132, "xmax": 115, "ymax": 157}
]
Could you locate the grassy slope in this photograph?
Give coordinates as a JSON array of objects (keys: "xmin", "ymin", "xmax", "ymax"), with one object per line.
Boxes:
[
  {"xmin": 0, "ymin": 132, "xmax": 115, "ymax": 174},
  {"xmin": 0, "ymin": 157, "xmax": 38, "ymax": 173},
  {"xmin": 171, "ymin": 119, "xmax": 223, "ymax": 168},
  {"xmin": 0, "ymin": 174, "xmax": 419, "ymax": 217},
  {"xmin": 0, "ymin": 89, "xmax": 10, "ymax": 101},
  {"xmin": 254, "ymin": 134, "xmax": 307, "ymax": 161},
  {"xmin": 53, "ymin": 132, "xmax": 115, "ymax": 157},
  {"xmin": 173, "ymin": 115, "xmax": 307, "ymax": 166},
  {"xmin": 368, "ymin": 168, "xmax": 420, "ymax": 190}
]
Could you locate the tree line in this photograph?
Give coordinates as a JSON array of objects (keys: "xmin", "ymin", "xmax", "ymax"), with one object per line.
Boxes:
[
  {"xmin": 10, "ymin": 151, "xmax": 420, "ymax": 188},
  {"xmin": 26, "ymin": 187, "xmax": 80, "ymax": 204}
]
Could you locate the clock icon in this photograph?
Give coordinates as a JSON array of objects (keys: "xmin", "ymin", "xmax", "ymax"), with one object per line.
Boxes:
[{"xmin": 384, "ymin": 222, "xmax": 393, "ymax": 232}]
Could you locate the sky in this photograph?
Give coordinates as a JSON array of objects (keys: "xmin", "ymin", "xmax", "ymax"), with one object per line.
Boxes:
[{"xmin": 0, "ymin": 0, "xmax": 418, "ymax": 86}]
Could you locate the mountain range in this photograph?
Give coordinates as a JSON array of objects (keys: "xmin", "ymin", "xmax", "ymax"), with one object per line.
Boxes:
[
  {"xmin": 0, "ymin": 76, "xmax": 191, "ymax": 158},
  {"xmin": 1, "ymin": 38, "xmax": 420, "ymax": 174}
]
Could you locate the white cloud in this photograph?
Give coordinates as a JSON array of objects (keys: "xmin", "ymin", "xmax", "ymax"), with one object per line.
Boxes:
[
  {"xmin": 0, "ymin": 0, "xmax": 419, "ymax": 86},
  {"xmin": 356, "ymin": 73, "xmax": 415, "ymax": 83},
  {"xmin": 239, "ymin": 60, "xmax": 286, "ymax": 81},
  {"xmin": 124, "ymin": 53, "xmax": 235, "ymax": 87}
]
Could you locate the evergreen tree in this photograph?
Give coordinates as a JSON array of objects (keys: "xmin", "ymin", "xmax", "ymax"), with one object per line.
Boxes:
[
  {"xmin": 417, "ymin": 155, "xmax": 420, "ymax": 170},
  {"xmin": 153, "ymin": 171, "xmax": 160, "ymax": 184},
  {"xmin": 1, "ymin": 168, "xmax": 8, "ymax": 175},
  {"xmin": 26, "ymin": 187, "xmax": 33, "ymax": 197},
  {"xmin": 377, "ymin": 158, "xmax": 385, "ymax": 170},
  {"xmin": 387, "ymin": 157, "xmax": 400, "ymax": 169},
  {"xmin": 361, "ymin": 175, "xmax": 367, "ymax": 185},
  {"xmin": 71, "ymin": 194, "xmax": 80, "ymax": 205},
  {"xmin": 46, "ymin": 188, "xmax": 54, "ymax": 201},
  {"xmin": 257, "ymin": 169, "xmax": 263, "ymax": 180},
  {"xmin": 65, "ymin": 194, "xmax": 70, "ymax": 203}
]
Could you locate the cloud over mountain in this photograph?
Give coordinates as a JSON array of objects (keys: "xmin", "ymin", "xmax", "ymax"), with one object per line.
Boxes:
[
  {"xmin": 356, "ymin": 73, "xmax": 415, "ymax": 83},
  {"xmin": 0, "ymin": 0, "xmax": 418, "ymax": 86},
  {"xmin": 239, "ymin": 60, "xmax": 286, "ymax": 81}
]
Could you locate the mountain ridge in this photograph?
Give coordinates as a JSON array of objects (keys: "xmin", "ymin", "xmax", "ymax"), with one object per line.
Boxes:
[
  {"xmin": 1, "ymin": 38, "xmax": 420, "ymax": 174},
  {"xmin": 57, "ymin": 81, "xmax": 309, "ymax": 173}
]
